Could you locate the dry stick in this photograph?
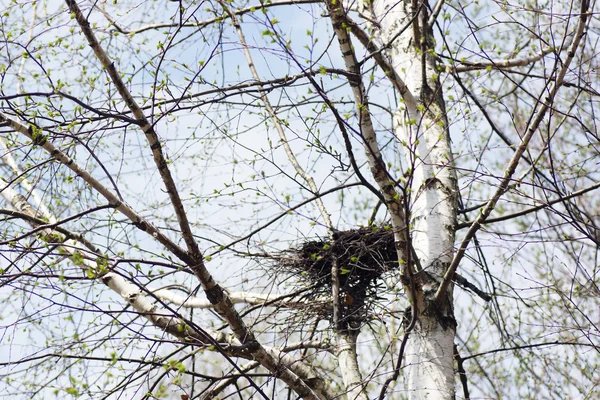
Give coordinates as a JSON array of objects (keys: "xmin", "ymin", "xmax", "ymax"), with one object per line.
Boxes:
[{"xmin": 434, "ymin": 0, "xmax": 590, "ymax": 304}]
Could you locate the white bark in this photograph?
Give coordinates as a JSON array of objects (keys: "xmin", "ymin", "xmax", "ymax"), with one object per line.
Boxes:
[
  {"xmin": 404, "ymin": 316, "xmax": 455, "ymax": 399},
  {"xmin": 0, "ymin": 137, "xmax": 54, "ymax": 223},
  {"xmin": 372, "ymin": 0, "xmax": 458, "ymax": 398},
  {"xmin": 153, "ymin": 289, "xmax": 327, "ymax": 309},
  {"xmin": 323, "ymin": 3, "xmax": 409, "ymax": 399},
  {"xmin": 336, "ymin": 331, "xmax": 368, "ymax": 400}
]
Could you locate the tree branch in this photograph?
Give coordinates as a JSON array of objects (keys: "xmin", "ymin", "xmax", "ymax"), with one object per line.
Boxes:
[
  {"xmin": 152, "ymin": 288, "xmax": 327, "ymax": 310},
  {"xmin": 97, "ymin": 0, "xmax": 320, "ymax": 35},
  {"xmin": 450, "ymin": 35, "xmax": 574, "ymax": 73},
  {"xmin": 65, "ymin": 0, "xmax": 200, "ymax": 258},
  {"xmin": 0, "ymin": 109, "xmax": 331, "ymax": 400},
  {"xmin": 454, "ymin": 344, "xmax": 471, "ymax": 400},
  {"xmin": 435, "ymin": 0, "xmax": 591, "ymax": 303}
]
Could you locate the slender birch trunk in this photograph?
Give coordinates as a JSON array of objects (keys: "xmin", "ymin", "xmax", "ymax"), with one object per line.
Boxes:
[{"xmin": 372, "ymin": 0, "xmax": 459, "ymax": 398}]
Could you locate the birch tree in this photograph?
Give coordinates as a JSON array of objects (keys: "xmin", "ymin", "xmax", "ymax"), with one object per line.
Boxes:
[{"xmin": 0, "ymin": 0, "xmax": 597, "ymax": 399}]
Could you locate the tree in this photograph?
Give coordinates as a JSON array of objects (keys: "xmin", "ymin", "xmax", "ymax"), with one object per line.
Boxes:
[{"xmin": 0, "ymin": 0, "xmax": 597, "ymax": 398}]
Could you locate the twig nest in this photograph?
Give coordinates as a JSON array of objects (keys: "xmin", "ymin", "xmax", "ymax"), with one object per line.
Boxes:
[{"xmin": 269, "ymin": 226, "xmax": 399, "ymax": 326}]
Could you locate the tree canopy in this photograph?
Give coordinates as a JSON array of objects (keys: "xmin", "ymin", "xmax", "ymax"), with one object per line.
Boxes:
[{"xmin": 0, "ymin": 0, "xmax": 598, "ymax": 399}]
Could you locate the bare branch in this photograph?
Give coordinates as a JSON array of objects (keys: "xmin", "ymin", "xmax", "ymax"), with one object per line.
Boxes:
[
  {"xmin": 451, "ymin": 38, "xmax": 574, "ymax": 73},
  {"xmin": 65, "ymin": 0, "xmax": 200, "ymax": 257},
  {"xmin": 97, "ymin": 0, "xmax": 320, "ymax": 35},
  {"xmin": 0, "ymin": 111, "xmax": 333, "ymax": 400},
  {"xmin": 0, "ymin": 185, "xmax": 216, "ymax": 347},
  {"xmin": 152, "ymin": 288, "xmax": 326, "ymax": 309}
]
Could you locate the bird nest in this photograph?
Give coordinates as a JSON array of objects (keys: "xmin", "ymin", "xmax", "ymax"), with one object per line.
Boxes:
[{"xmin": 266, "ymin": 226, "xmax": 400, "ymax": 328}]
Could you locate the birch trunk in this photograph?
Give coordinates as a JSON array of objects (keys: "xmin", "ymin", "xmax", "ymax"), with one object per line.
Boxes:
[{"xmin": 372, "ymin": 0, "xmax": 459, "ymax": 398}]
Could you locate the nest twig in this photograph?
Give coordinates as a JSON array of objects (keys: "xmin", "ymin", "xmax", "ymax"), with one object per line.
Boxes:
[{"xmin": 267, "ymin": 226, "xmax": 400, "ymax": 327}]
